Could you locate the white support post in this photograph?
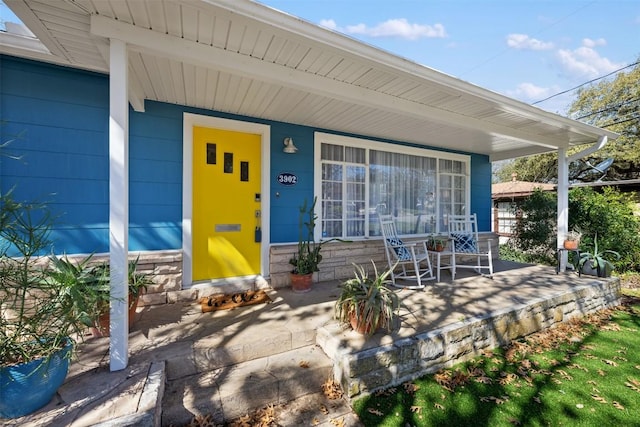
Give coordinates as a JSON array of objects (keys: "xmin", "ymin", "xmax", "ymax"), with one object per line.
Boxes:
[
  {"xmin": 557, "ymin": 148, "xmax": 569, "ymax": 272},
  {"xmin": 109, "ymin": 38, "xmax": 129, "ymax": 371}
]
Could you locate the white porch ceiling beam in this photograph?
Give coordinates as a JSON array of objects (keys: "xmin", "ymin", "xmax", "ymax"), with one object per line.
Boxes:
[{"xmin": 90, "ymin": 15, "xmax": 565, "ymax": 149}]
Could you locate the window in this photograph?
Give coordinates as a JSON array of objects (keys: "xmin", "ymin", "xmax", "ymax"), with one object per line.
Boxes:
[{"xmin": 316, "ymin": 133, "xmax": 469, "ymax": 239}]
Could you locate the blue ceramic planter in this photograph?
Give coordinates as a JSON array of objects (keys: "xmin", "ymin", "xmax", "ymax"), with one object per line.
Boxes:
[{"xmin": 0, "ymin": 340, "xmax": 73, "ymax": 419}]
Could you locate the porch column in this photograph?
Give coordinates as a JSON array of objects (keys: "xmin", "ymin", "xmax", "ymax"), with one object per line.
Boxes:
[
  {"xmin": 109, "ymin": 38, "xmax": 129, "ymax": 371},
  {"xmin": 557, "ymin": 148, "xmax": 569, "ymax": 272}
]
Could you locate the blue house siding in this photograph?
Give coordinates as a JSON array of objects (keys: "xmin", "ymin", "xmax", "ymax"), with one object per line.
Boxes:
[{"xmin": 0, "ymin": 55, "xmax": 493, "ymax": 255}]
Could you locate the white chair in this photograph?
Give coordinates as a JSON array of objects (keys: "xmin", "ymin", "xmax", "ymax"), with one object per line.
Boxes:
[
  {"xmin": 447, "ymin": 214, "xmax": 493, "ymax": 278},
  {"xmin": 379, "ymin": 215, "xmax": 435, "ymax": 289}
]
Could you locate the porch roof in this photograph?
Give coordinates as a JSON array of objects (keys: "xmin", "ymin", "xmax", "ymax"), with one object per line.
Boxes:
[{"xmin": 2, "ymin": 0, "xmax": 618, "ymax": 161}]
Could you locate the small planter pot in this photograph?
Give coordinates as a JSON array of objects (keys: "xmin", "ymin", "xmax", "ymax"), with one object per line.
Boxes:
[
  {"xmin": 0, "ymin": 339, "xmax": 73, "ymax": 418},
  {"xmin": 581, "ymin": 263, "xmax": 612, "ymax": 278},
  {"xmin": 563, "ymin": 240, "xmax": 579, "ymax": 250},
  {"xmin": 428, "ymin": 243, "xmax": 445, "ymax": 252},
  {"xmin": 291, "ymin": 273, "xmax": 313, "ymax": 293},
  {"xmin": 91, "ymin": 293, "xmax": 140, "ymax": 337}
]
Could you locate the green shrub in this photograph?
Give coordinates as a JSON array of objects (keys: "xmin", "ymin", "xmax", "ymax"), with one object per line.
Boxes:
[{"xmin": 509, "ymin": 186, "xmax": 640, "ymax": 273}]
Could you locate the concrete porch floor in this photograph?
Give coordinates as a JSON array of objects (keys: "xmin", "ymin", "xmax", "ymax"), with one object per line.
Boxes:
[{"xmin": 7, "ymin": 260, "xmax": 620, "ymax": 426}]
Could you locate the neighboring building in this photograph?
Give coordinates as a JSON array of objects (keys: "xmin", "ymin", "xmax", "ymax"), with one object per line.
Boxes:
[{"xmin": 492, "ymin": 174, "xmax": 555, "ymax": 241}]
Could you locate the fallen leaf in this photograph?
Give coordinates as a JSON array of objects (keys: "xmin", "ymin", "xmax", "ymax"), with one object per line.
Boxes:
[
  {"xmin": 320, "ymin": 404, "xmax": 329, "ymax": 415},
  {"xmin": 311, "ymin": 418, "xmax": 320, "ymax": 426},
  {"xmin": 329, "ymin": 418, "xmax": 345, "ymax": 427},
  {"xmin": 299, "ymin": 360, "xmax": 310, "ymax": 368},
  {"xmin": 410, "ymin": 405, "xmax": 422, "ymax": 413},
  {"xmin": 602, "ymin": 359, "xmax": 618, "ymax": 367},
  {"xmin": 403, "ymin": 382, "xmax": 420, "ymax": 395},
  {"xmin": 576, "ymin": 404, "xmax": 584, "ymax": 409},
  {"xmin": 434, "ymin": 403, "xmax": 445, "ymax": 410},
  {"xmin": 321, "ymin": 378, "xmax": 344, "ymax": 400},
  {"xmin": 591, "ymin": 394, "xmax": 608, "ymax": 404},
  {"xmin": 367, "ymin": 408, "xmax": 383, "ymax": 416},
  {"xmin": 509, "ymin": 418, "xmax": 521, "ymax": 425},
  {"xmin": 613, "ymin": 401, "xmax": 625, "ymax": 410}
]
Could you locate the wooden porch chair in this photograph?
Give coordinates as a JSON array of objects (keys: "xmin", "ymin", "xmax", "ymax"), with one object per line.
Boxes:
[
  {"xmin": 447, "ymin": 213, "xmax": 493, "ymax": 278},
  {"xmin": 379, "ymin": 215, "xmax": 435, "ymax": 289}
]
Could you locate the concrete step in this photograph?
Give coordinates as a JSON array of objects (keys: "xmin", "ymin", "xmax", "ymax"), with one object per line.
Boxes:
[{"xmin": 161, "ymin": 344, "xmax": 333, "ymax": 426}]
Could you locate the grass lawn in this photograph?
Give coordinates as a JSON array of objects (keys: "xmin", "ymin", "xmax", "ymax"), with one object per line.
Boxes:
[{"xmin": 353, "ymin": 297, "xmax": 640, "ymax": 427}]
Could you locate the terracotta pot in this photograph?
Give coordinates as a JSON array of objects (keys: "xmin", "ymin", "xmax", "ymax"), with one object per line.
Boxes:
[
  {"xmin": 563, "ymin": 240, "xmax": 579, "ymax": 250},
  {"xmin": 291, "ymin": 273, "xmax": 313, "ymax": 293},
  {"xmin": 349, "ymin": 308, "xmax": 379, "ymax": 335},
  {"xmin": 428, "ymin": 243, "xmax": 445, "ymax": 252},
  {"xmin": 92, "ymin": 293, "xmax": 139, "ymax": 337}
]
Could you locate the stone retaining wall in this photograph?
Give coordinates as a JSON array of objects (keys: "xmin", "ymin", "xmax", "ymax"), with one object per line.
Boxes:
[{"xmin": 319, "ymin": 277, "xmax": 621, "ymax": 400}]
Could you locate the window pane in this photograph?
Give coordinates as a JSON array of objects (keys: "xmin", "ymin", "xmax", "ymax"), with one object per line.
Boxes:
[
  {"xmin": 369, "ymin": 150, "xmax": 436, "ymax": 235},
  {"xmin": 322, "ymin": 163, "xmax": 343, "ymax": 181},
  {"xmin": 345, "ymin": 146, "xmax": 366, "ymax": 164},
  {"xmin": 321, "ymin": 143, "xmax": 343, "ymax": 161}
]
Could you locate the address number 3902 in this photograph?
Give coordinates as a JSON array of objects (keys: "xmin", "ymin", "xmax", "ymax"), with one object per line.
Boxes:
[{"xmin": 277, "ymin": 172, "xmax": 297, "ymax": 186}]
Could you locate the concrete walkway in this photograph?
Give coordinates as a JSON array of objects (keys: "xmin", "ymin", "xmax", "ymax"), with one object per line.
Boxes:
[{"xmin": 6, "ymin": 260, "xmax": 618, "ymax": 426}]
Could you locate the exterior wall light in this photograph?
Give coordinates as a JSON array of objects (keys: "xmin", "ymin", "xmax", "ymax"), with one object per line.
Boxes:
[{"xmin": 283, "ymin": 137, "xmax": 298, "ymax": 153}]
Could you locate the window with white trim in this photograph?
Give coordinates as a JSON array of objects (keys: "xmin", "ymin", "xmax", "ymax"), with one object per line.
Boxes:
[{"xmin": 317, "ymin": 135, "xmax": 469, "ymax": 239}]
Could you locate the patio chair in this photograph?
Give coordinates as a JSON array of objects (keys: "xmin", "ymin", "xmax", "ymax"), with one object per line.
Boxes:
[
  {"xmin": 447, "ymin": 213, "xmax": 493, "ymax": 278},
  {"xmin": 379, "ymin": 215, "xmax": 435, "ymax": 289}
]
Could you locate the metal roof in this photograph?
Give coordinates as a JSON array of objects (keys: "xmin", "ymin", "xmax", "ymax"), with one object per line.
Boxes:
[{"xmin": 1, "ymin": 0, "xmax": 618, "ymax": 161}]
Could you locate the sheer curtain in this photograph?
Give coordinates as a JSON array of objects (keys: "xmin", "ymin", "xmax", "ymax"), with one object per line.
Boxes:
[{"xmin": 369, "ymin": 150, "xmax": 436, "ymax": 236}]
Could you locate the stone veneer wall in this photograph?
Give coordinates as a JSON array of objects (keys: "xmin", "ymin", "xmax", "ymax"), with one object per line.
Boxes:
[
  {"xmin": 56, "ymin": 233, "xmax": 498, "ymax": 306},
  {"xmin": 269, "ymin": 233, "xmax": 499, "ymax": 288},
  {"xmin": 317, "ymin": 278, "xmax": 621, "ymax": 400}
]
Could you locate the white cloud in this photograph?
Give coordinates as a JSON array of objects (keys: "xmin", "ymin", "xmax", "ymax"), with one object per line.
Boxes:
[
  {"xmin": 319, "ymin": 19, "xmax": 337, "ymax": 31},
  {"xmin": 508, "ymin": 82, "xmax": 554, "ymax": 101},
  {"xmin": 556, "ymin": 38, "xmax": 622, "ymax": 79},
  {"xmin": 321, "ymin": 18, "xmax": 447, "ymax": 40},
  {"xmin": 506, "ymin": 34, "xmax": 554, "ymax": 51},
  {"xmin": 582, "ymin": 37, "xmax": 606, "ymax": 48}
]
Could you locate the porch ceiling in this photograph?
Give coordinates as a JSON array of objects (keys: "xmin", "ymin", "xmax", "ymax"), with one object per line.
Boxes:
[{"xmin": 2, "ymin": 0, "xmax": 618, "ymax": 161}]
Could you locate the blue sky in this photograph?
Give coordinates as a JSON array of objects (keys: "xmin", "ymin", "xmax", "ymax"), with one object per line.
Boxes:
[
  {"xmin": 257, "ymin": 0, "xmax": 640, "ymax": 115},
  {"xmin": 2, "ymin": 1, "xmax": 638, "ymax": 116}
]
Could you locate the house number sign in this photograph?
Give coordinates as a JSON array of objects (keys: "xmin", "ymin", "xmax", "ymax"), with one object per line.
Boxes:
[{"xmin": 277, "ymin": 172, "xmax": 298, "ymax": 186}]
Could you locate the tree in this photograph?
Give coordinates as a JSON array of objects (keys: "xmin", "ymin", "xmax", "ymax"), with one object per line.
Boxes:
[
  {"xmin": 494, "ymin": 59, "xmax": 640, "ymax": 183},
  {"xmin": 568, "ymin": 60, "xmax": 640, "ymax": 181}
]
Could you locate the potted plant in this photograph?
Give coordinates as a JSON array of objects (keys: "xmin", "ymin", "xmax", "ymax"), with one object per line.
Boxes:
[
  {"xmin": 289, "ymin": 197, "xmax": 346, "ymax": 292},
  {"xmin": 427, "ymin": 235, "xmax": 448, "ymax": 252},
  {"xmin": 0, "ymin": 194, "xmax": 97, "ymax": 418},
  {"xmin": 577, "ymin": 234, "xmax": 620, "ymax": 278},
  {"xmin": 89, "ymin": 256, "xmax": 152, "ymax": 337},
  {"xmin": 563, "ymin": 229, "xmax": 582, "ymax": 250},
  {"xmin": 334, "ymin": 262, "xmax": 399, "ymax": 336}
]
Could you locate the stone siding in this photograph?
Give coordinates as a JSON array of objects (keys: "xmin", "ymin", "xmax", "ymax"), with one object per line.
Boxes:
[
  {"xmin": 269, "ymin": 233, "xmax": 499, "ymax": 288},
  {"xmin": 317, "ymin": 277, "xmax": 621, "ymax": 400}
]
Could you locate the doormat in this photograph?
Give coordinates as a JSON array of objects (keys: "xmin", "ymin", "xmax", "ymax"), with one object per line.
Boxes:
[{"xmin": 200, "ymin": 289, "xmax": 271, "ymax": 312}]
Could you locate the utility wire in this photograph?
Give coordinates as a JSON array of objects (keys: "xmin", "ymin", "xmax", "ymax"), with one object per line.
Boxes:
[
  {"xmin": 532, "ymin": 60, "xmax": 640, "ymax": 105},
  {"xmin": 574, "ymin": 97, "xmax": 640, "ymax": 120}
]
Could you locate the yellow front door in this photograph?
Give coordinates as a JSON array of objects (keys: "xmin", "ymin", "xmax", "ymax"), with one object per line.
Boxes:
[{"xmin": 192, "ymin": 126, "xmax": 261, "ymax": 281}]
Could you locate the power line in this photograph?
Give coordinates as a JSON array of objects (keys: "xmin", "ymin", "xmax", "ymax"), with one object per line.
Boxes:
[
  {"xmin": 532, "ymin": 60, "xmax": 640, "ymax": 105},
  {"xmin": 574, "ymin": 97, "xmax": 640, "ymax": 120}
]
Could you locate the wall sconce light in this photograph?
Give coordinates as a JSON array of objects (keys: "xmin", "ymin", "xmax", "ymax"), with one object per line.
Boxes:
[{"xmin": 283, "ymin": 137, "xmax": 298, "ymax": 154}]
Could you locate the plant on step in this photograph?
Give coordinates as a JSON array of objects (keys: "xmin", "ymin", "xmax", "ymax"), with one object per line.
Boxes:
[
  {"xmin": 578, "ymin": 233, "xmax": 620, "ymax": 277},
  {"xmin": 0, "ymin": 192, "xmax": 101, "ymax": 418},
  {"xmin": 334, "ymin": 262, "xmax": 399, "ymax": 336}
]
